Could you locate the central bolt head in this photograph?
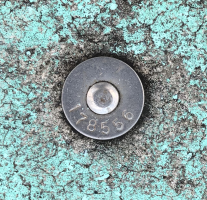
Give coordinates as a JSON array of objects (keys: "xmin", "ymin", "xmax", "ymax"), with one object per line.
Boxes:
[{"xmin": 86, "ymin": 82, "xmax": 119, "ymax": 114}]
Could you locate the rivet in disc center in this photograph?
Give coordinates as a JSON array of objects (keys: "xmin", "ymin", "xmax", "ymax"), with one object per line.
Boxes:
[{"xmin": 87, "ymin": 82, "xmax": 119, "ymax": 115}]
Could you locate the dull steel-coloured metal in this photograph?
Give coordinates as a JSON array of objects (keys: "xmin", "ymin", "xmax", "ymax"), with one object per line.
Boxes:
[
  {"xmin": 87, "ymin": 81, "xmax": 119, "ymax": 115},
  {"xmin": 62, "ymin": 57, "xmax": 144, "ymax": 140}
]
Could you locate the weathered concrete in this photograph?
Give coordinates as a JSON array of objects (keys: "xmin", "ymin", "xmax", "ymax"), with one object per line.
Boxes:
[{"xmin": 0, "ymin": 0, "xmax": 207, "ymax": 199}]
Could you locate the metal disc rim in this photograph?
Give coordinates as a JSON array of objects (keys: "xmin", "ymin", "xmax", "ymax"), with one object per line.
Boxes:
[{"xmin": 62, "ymin": 56, "xmax": 145, "ymax": 140}]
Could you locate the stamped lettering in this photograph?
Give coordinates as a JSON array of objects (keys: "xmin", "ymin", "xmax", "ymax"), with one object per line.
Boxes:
[
  {"xmin": 76, "ymin": 112, "xmax": 88, "ymax": 124},
  {"xmin": 122, "ymin": 110, "xmax": 134, "ymax": 120},
  {"xmin": 112, "ymin": 118, "xmax": 124, "ymax": 131},
  {"xmin": 87, "ymin": 119, "xmax": 97, "ymax": 132},
  {"xmin": 69, "ymin": 103, "xmax": 81, "ymax": 112},
  {"xmin": 101, "ymin": 121, "xmax": 110, "ymax": 134}
]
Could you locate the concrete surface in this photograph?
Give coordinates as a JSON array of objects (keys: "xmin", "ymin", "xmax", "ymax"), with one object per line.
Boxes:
[{"xmin": 0, "ymin": 0, "xmax": 207, "ymax": 199}]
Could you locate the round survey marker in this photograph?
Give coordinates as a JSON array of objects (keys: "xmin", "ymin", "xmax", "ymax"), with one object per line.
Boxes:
[{"xmin": 62, "ymin": 57, "xmax": 144, "ymax": 140}]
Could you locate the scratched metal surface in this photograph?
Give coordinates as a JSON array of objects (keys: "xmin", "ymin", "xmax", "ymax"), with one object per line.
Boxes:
[
  {"xmin": 0, "ymin": 0, "xmax": 207, "ymax": 199},
  {"xmin": 62, "ymin": 57, "xmax": 144, "ymax": 140}
]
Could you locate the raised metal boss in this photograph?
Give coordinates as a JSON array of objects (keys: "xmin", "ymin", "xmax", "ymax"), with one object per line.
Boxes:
[{"xmin": 62, "ymin": 57, "xmax": 144, "ymax": 140}]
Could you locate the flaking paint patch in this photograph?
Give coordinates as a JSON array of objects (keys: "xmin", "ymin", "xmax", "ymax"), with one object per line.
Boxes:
[{"xmin": 1, "ymin": 0, "xmax": 207, "ymax": 199}]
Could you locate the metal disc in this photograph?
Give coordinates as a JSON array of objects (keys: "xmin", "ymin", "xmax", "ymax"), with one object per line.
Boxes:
[{"xmin": 62, "ymin": 57, "xmax": 144, "ymax": 140}]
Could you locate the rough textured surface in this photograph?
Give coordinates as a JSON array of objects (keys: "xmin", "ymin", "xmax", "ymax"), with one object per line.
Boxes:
[{"xmin": 0, "ymin": 0, "xmax": 207, "ymax": 199}]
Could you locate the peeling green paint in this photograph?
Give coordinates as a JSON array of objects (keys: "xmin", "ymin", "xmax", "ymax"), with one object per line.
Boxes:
[{"xmin": 1, "ymin": 0, "xmax": 207, "ymax": 199}]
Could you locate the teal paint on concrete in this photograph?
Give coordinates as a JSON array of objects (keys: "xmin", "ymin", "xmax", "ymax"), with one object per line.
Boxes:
[
  {"xmin": 1, "ymin": 0, "xmax": 207, "ymax": 199},
  {"xmin": 109, "ymin": 3, "xmax": 118, "ymax": 10},
  {"xmin": 1, "ymin": 0, "xmax": 206, "ymax": 73}
]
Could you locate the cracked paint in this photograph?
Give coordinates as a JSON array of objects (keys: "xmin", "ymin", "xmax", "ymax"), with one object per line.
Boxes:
[{"xmin": 0, "ymin": 0, "xmax": 207, "ymax": 199}]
